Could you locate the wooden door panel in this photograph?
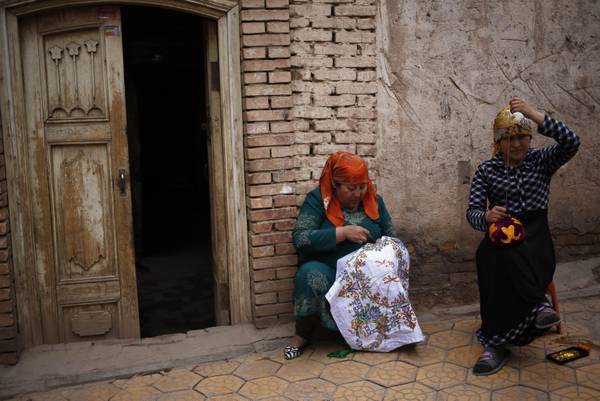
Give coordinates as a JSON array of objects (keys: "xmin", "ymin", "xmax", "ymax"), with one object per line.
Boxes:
[
  {"xmin": 50, "ymin": 144, "xmax": 116, "ymax": 280},
  {"xmin": 20, "ymin": 6, "xmax": 139, "ymax": 343}
]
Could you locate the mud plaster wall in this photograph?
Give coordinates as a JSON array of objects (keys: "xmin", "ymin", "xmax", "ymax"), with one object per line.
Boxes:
[{"xmin": 376, "ymin": 0, "xmax": 600, "ymax": 294}]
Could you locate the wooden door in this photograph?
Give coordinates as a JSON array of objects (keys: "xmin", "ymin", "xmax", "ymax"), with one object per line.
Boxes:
[{"xmin": 20, "ymin": 6, "xmax": 139, "ymax": 343}]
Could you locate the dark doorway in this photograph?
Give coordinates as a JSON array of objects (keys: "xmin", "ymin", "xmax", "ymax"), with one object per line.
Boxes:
[{"xmin": 122, "ymin": 6, "xmax": 214, "ymax": 337}]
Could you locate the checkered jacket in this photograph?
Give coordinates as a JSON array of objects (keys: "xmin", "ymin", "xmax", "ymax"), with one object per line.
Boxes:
[{"xmin": 467, "ymin": 116, "xmax": 580, "ymax": 232}]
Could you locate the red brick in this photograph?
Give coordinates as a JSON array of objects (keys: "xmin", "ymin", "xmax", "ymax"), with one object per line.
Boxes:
[
  {"xmin": 242, "ymin": 47, "xmax": 267, "ymax": 60},
  {"xmin": 313, "ymin": 68, "xmax": 356, "ymax": 81},
  {"xmin": 244, "ymin": 96, "xmax": 269, "ymax": 110},
  {"xmin": 245, "ymin": 84, "xmax": 292, "ymax": 97},
  {"xmin": 266, "ymin": 0, "xmax": 289, "ymax": 8},
  {"xmin": 254, "ymin": 269, "xmax": 276, "ymax": 281},
  {"xmin": 0, "ymin": 326, "xmax": 16, "ymax": 340},
  {"xmin": 267, "ymin": 21, "xmax": 290, "ymax": 33},
  {"xmin": 0, "ymin": 313, "xmax": 14, "ymax": 327},
  {"xmin": 268, "ymin": 47, "xmax": 291, "ymax": 59},
  {"xmin": 0, "ymin": 276, "xmax": 9, "ymax": 289},
  {"xmin": 247, "ymin": 147, "xmax": 273, "ymax": 162},
  {"xmin": 255, "ymin": 292, "xmax": 277, "ymax": 305},
  {"xmin": 268, "ymin": 71, "xmax": 292, "ymax": 84},
  {"xmin": 274, "ymin": 219, "xmax": 296, "ymax": 231},
  {"xmin": 242, "ymin": 22, "xmax": 266, "ymax": 34},
  {"xmin": 247, "ymin": 158, "xmax": 294, "ymax": 172},
  {"xmin": 251, "ymin": 221, "xmax": 274, "ymax": 234},
  {"xmin": 291, "ymin": 29, "xmax": 333, "ymax": 42},
  {"xmin": 241, "ymin": 9, "xmax": 289, "ymax": 22},
  {"xmin": 273, "ymin": 195, "xmax": 297, "ymax": 207},
  {"xmin": 335, "ymin": 30, "xmax": 375, "ymax": 43},
  {"xmin": 272, "ymin": 170, "xmax": 295, "ymax": 182},
  {"xmin": 270, "ymin": 96, "xmax": 293, "ymax": 109},
  {"xmin": 253, "ymin": 254, "xmax": 298, "ymax": 270},
  {"xmin": 357, "ymin": 70, "xmax": 376, "ymax": 81},
  {"xmin": 0, "ymin": 236, "xmax": 8, "ymax": 249},
  {"xmin": 251, "ymin": 245, "xmax": 275, "ymax": 258},
  {"xmin": 248, "ymin": 183, "xmax": 294, "ymax": 198},
  {"xmin": 275, "ymin": 243, "xmax": 296, "ymax": 255},
  {"xmin": 335, "ymin": 56, "xmax": 376, "ymax": 68},
  {"xmin": 311, "ymin": 16, "xmax": 356, "ymax": 29},
  {"xmin": 0, "ymin": 263, "xmax": 8, "ymax": 275},
  {"xmin": 245, "ymin": 122, "xmax": 270, "ymax": 134},
  {"xmin": 243, "ymin": 33, "xmax": 290, "ymax": 47},
  {"xmin": 335, "ymin": 132, "xmax": 376, "ymax": 144},
  {"xmin": 241, "ymin": 0, "xmax": 265, "ymax": 8},
  {"xmin": 357, "ymin": 95, "xmax": 376, "ymax": 107},
  {"xmin": 245, "ymin": 109, "xmax": 289, "ymax": 122},
  {"xmin": 0, "ymin": 289, "xmax": 9, "ymax": 301},
  {"xmin": 247, "ymin": 172, "xmax": 272, "ymax": 185},
  {"xmin": 278, "ymin": 290, "xmax": 293, "ymax": 303},
  {"xmin": 246, "ymin": 134, "xmax": 294, "ymax": 147},
  {"xmin": 270, "ymin": 121, "xmax": 301, "ymax": 133},
  {"xmin": 292, "ymin": 106, "xmax": 333, "ymax": 119},
  {"xmin": 270, "ymin": 145, "xmax": 296, "ymax": 158},
  {"xmin": 0, "ymin": 300, "xmax": 13, "ymax": 313},
  {"xmin": 336, "ymin": 81, "xmax": 377, "ymax": 94},
  {"xmin": 0, "ymin": 339, "xmax": 16, "ymax": 353},
  {"xmin": 0, "ymin": 249, "xmax": 9, "ymax": 262},
  {"xmin": 357, "ymin": 18, "xmax": 375, "ymax": 29},
  {"xmin": 248, "ymin": 197, "xmax": 273, "ymax": 209},
  {"xmin": 276, "ymin": 266, "xmax": 297, "ymax": 279},
  {"xmin": 244, "ymin": 72, "xmax": 268, "ymax": 84},
  {"xmin": 314, "ymin": 94, "xmax": 356, "ymax": 107},
  {"xmin": 278, "ymin": 313, "xmax": 294, "ymax": 323},
  {"xmin": 250, "ymin": 207, "xmax": 296, "ymax": 222},
  {"xmin": 337, "ymin": 106, "xmax": 375, "ymax": 119},
  {"xmin": 243, "ymin": 59, "xmax": 290, "ymax": 72},
  {"xmin": 254, "ymin": 278, "xmax": 294, "ymax": 293},
  {"xmin": 0, "ymin": 208, "xmax": 8, "ymax": 221},
  {"xmin": 0, "ymin": 352, "xmax": 18, "ymax": 365},
  {"xmin": 314, "ymin": 143, "xmax": 356, "ymax": 155},
  {"xmin": 255, "ymin": 302, "xmax": 293, "ymax": 317},
  {"xmin": 0, "ymin": 222, "xmax": 8, "ymax": 236},
  {"xmin": 251, "ymin": 231, "xmax": 293, "ymax": 246},
  {"xmin": 290, "ymin": 4, "xmax": 332, "ymax": 17},
  {"xmin": 314, "ymin": 43, "xmax": 357, "ymax": 56}
]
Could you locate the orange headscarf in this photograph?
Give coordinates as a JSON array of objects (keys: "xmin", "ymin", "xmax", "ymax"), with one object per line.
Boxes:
[{"xmin": 319, "ymin": 152, "xmax": 379, "ymax": 226}]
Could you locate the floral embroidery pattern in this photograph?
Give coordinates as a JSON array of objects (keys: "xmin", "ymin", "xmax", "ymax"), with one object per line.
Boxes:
[{"xmin": 326, "ymin": 236, "xmax": 424, "ymax": 351}]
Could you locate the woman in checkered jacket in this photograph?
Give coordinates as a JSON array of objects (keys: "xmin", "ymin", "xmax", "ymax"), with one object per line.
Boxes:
[{"xmin": 466, "ymin": 97, "xmax": 580, "ymax": 376}]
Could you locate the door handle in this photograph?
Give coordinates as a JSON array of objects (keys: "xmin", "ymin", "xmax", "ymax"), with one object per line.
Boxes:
[{"xmin": 117, "ymin": 169, "xmax": 127, "ymax": 196}]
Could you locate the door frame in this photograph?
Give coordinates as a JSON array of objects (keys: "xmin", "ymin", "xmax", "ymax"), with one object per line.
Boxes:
[{"xmin": 0, "ymin": 0, "xmax": 251, "ymax": 348}]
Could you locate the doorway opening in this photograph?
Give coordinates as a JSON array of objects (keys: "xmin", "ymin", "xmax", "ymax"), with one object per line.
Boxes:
[{"xmin": 121, "ymin": 6, "xmax": 214, "ymax": 337}]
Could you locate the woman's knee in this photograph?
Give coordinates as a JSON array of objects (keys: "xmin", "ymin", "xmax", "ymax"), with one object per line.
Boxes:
[{"xmin": 295, "ymin": 261, "xmax": 333, "ymax": 293}]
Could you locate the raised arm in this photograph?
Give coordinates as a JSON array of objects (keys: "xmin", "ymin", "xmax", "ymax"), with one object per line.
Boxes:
[{"xmin": 466, "ymin": 166, "xmax": 489, "ymax": 232}]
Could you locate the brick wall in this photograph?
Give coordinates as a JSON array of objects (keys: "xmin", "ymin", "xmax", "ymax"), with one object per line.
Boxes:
[
  {"xmin": 241, "ymin": 0, "xmax": 378, "ymax": 328},
  {"xmin": 0, "ymin": 117, "xmax": 18, "ymax": 365},
  {"xmin": 240, "ymin": 0, "xmax": 298, "ymax": 328}
]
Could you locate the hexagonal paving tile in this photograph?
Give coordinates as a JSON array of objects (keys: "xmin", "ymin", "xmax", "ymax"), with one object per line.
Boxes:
[
  {"xmin": 193, "ymin": 361, "xmax": 240, "ymax": 377},
  {"xmin": 437, "ymin": 384, "xmax": 490, "ymax": 401},
  {"xmin": 446, "ymin": 344, "xmax": 483, "ymax": 368},
  {"xmin": 194, "ymin": 375, "xmax": 245, "ymax": 397},
  {"xmin": 205, "ymin": 395, "xmax": 248, "ymax": 401},
  {"xmin": 492, "ymin": 385, "xmax": 548, "ymax": 401},
  {"xmin": 521, "ymin": 361, "xmax": 576, "ymax": 391},
  {"xmin": 234, "ymin": 358, "xmax": 281, "ymax": 380},
  {"xmin": 366, "ymin": 361, "xmax": 418, "ymax": 387},
  {"xmin": 353, "ymin": 351, "xmax": 398, "ymax": 365},
  {"xmin": 415, "ymin": 362, "xmax": 467, "ymax": 390},
  {"xmin": 14, "ymin": 391, "xmax": 68, "ymax": 401},
  {"xmin": 467, "ymin": 365, "xmax": 519, "ymax": 390},
  {"xmin": 153, "ymin": 369, "xmax": 203, "ymax": 392},
  {"xmin": 383, "ymin": 382, "xmax": 436, "ymax": 401},
  {"xmin": 156, "ymin": 390, "xmax": 206, "ymax": 401},
  {"xmin": 113, "ymin": 373, "xmax": 163, "ymax": 389},
  {"xmin": 398, "ymin": 344, "xmax": 446, "ymax": 367},
  {"xmin": 428, "ymin": 330, "xmax": 473, "ymax": 350},
  {"xmin": 238, "ymin": 377, "xmax": 288, "ymax": 399},
  {"xmin": 284, "ymin": 378, "xmax": 336, "ymax": 400},
  {"xmin": 320, "ymin": 360, "xmax": 370, "ymax": 384},
  {"xmin": 59, "ymin": 382, "xmax": 119, "ymax": 401},
  {"xmin": 332, "ymin": 381, "xmax": 386, "ymax": 401},
  {"xmin": 266, "ymin": 347, "xmax": 312, "ymax": 364},
  {"xmin": 110, "ymin": 386, "xmax": 162, "ymax": 401},
  {"xmin": 309, "ymin": 342, "xmax": 355, "ymax": 364},
  {"xmin": 505, "ymin": 346, "xmax": 547, "ymax": 369},
  {"xmin": 276, "ymin": 358, "xmax": 324, "ymax": 381},
  {"xmin": 205, "ymin": 395, "xmax": 249, "ymax": 401},
  {"xmin": 420, "ymin": 320, "xmax": 453, "ymax": 334},
  {"xmin": 550, "ymin": 385, "xmax": 600, "ymax": 401},
  {"xmin": 576, "ymin": 363, "xmax": 600, "ymax": 390},
  {"xmin": 453, "ymin": 319, "xmax": 481, "ymax": 334}
]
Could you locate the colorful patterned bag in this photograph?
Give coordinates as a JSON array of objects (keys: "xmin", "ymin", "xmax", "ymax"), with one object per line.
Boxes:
[{"xmin": 325, "ymin": 236, "xmax": 424, "ymax": 352}]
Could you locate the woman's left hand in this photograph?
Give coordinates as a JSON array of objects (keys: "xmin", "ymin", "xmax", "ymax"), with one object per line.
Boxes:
[{"xmin": 509, "ymin": 97, "xmax": 544, "ymax": 125}]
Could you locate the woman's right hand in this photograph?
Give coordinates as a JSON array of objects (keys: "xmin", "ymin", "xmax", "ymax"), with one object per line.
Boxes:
[
  {"xmin": 338, "ymin": 225, "xmax": 371, "ymax": 244},
  {"xmin": 485, "ymin": 206, "xmax": 509, "ymax": 224}
]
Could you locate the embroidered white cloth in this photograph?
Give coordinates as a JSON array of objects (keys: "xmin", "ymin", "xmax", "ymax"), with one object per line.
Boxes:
[{"xmin": 325, "ymin": 236, "xmax": 424, "ymax": 352}]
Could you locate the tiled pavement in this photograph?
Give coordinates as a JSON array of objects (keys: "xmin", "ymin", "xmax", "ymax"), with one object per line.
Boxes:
[{"xmin": 7, "ymin": 296, "xmax": 600, "ymax": 401}]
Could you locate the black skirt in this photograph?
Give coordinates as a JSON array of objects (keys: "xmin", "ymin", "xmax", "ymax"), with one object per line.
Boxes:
[{"xmin": 476, "ymin": 209, "xmax": 554, "ymax": 347}]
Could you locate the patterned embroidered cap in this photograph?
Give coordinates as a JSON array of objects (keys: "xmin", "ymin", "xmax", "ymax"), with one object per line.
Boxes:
[
  {"xmin": 493, "ymin": 105, "xmax": 533, "ymax": 142},
  {"xmin": 488, "ymin": 216, "xmax": 525, "ymax": 246}
]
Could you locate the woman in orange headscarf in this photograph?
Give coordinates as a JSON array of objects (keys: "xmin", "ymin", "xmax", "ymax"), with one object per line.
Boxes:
[{"xmin": 284, "ymin": 152, "xmax": 397, "ymax": 359}]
